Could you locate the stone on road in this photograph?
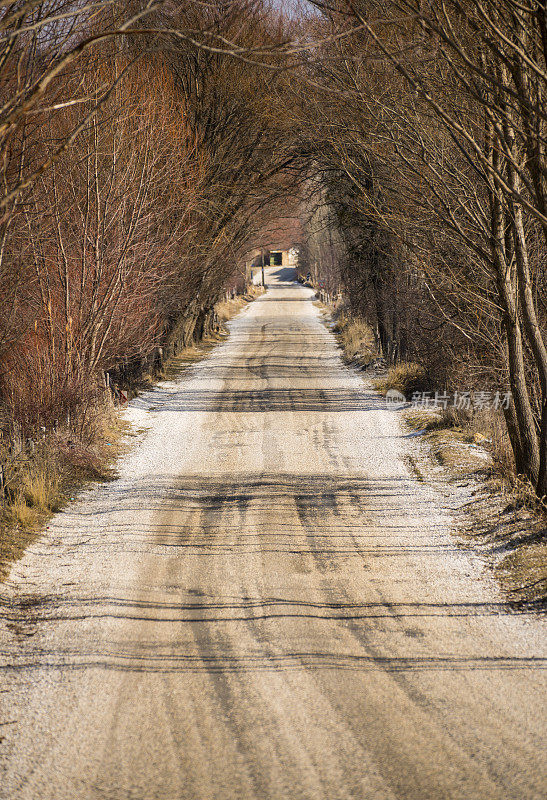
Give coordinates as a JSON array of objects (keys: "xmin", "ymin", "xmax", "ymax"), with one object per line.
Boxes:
[{"xmin": 0, "ymin": 267, "xmax": 545, "ymax": 799}]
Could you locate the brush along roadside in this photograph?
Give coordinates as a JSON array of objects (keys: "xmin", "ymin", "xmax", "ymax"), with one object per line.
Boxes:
[
  {"xmin": 0, "ymin": 285, "xmax": 265, "ymax": 583},
  {"xmin": 157, "ymin": 286, "xmax": 264, "ymax": 385},
  {"xmin": 118, "ymin": 286, "xmax": 265, "ymax": 394},
  {"xmin": 333, "ymin": 314, "xmax": 376, "ymax": 368},
  {"xmin": 215, "ymin": 286, "xmax": 264, "ymax": 324},
  {"xmin": 376, "ymin": 364, "xmax": 546, "ymax": 612},
  {"xmin": 314, "ymin": 301, "xmax": 378, "ymax": 370},
  {"xmin": 0, "ymin": 410, "xmax": 125, "ymax": 582}
]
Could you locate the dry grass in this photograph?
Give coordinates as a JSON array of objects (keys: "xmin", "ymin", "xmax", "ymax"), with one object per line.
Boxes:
[
  {"xmin": 215, "ymin": 297, "xmax": 247, "ymax": 323},
  {"xmin": 403, "ymin": 406, "xmax": 546, "ymax": 610},
  {"xmin": 332, "ymin": 313, "xmax": 376, "ymax": 366},
  {"xmin": 405, "ymin": 408, "xmax": 447, "ymax": 432},
  {"xmin": 6, "ymin": 466, "xmax": 61, "ymax": 530},
  {"xmin": 497, "ymin": 542, "xmax": 547, "ymax": 610},
  {"xmin": 7, "ymin": 497, "xmax": 38, "ymax": 528},
  {"xmin": 458, "ymin": 484, "xmax": 546, "ymax": 611},
  {"xmin": 0, "ymin": 284, "xmax": 265, "ymax": 583},
  {"xmin": 215, "ymin": 286, "xmax": 264, "ymax": 323},
  {"xmin": 0, "ymin": 412, "xmax": 125, "ymax": 581},
  {"xmin": 22, "ymin": 470, "xmax": 60, "ymax": 511},
  {"xmin": 375, "ymin": 362, "xmax": 430, "ymax": 397},
  {"xmin": 405, "ymin": 406, "xmax": 494, "ymax": 475},
  {"xmin": 428, "ymin": 431, "xmax": 492, "ymax": 474}
]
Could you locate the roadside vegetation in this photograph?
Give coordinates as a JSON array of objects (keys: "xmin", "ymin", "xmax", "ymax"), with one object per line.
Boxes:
[
  {"xmin": 375, "ymin": 364, "xmax": 431, "ymax": 399},
  {"xmin": 293, "ymin": 2, "xmax": 546, "ymax": 609},
  {"xmin": 332, "ymin": 313, "xmax": 376, "ymax": 368},
  {"xmin": 0, "ymin": 287, "xmax": 262, "ymax": 580},
  {"xmin": 318, "ymin": 302, "xmax": 546, "ymax": 608},
  {"xmin": 404, "ymin": 402, "xmax": 547, "ymax": 610},
  {"xmin": 0, "ymin": 410, "xmax": 123, "ymax": 581},
  {"xmin": 0, "ymin": 1, "xmax": 292, "ymax": 576},
  {"xmin": 296, "ymin": 0, "xmax": 547, "ymax": 507}
]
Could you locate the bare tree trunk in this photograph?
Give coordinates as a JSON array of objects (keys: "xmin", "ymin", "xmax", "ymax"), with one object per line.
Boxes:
[
  {"xmin": 502, "ymin": 64, "xmax": 547, "ymax": 495},
  {"xmin": 491, "ymin": 177, "xmax": 540, "ymax": 481}
]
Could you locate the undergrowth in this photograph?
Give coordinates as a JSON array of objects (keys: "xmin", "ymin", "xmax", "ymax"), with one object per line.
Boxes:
[
  {"xmin": 375, "ymin": 362, "xmax": 431, "ymax": 397},
  {"xmin": 402, "ymin": 402, "xmax": 546, "ymax": 610},
  {"xmin": 0, "ymin": 405, "xmax": 126, "ymax": 581},
  {"xmin": 215, "ymin": 286, "xmax": 264, "ymax": 323},
  {"xmin": 332, "ymin": 312, "xmax": 376, "ymax": 366},
  {"xmin": 0, "ymin": 285, "xmax": 263, "ymax": 582}
]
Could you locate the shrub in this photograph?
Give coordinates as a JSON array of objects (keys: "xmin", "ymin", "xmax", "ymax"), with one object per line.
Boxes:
[
  {"xmin": 376, "ymin": 362, "xmax": 430, "ymax": 398},
  {"xmin": 22, "ymin": 470, "xmax": 60, "ymax": 512},
  {"xmin": 7, "ymin": 497, "xmax": 36, "ymax": 528},
  {"xmin": 333, "ymin": 313, "xmax": 375, "ymax": 364}
]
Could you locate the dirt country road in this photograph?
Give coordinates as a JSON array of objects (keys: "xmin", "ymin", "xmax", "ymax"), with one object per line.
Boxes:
[{"xmin": 1, "ymin": 267, "xmax": 545, "ymax": 799}]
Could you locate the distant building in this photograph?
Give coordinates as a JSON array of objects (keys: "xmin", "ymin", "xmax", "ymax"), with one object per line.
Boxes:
[{"xmin": 245, "ymin": 245, "xmax": 301, "ymax": 283}]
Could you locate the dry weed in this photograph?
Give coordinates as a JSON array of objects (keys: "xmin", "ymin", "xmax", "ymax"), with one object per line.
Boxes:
[
  {"xmin": 333, "ymin": 314, "xmax": 375, "ymax": 365},
  {"xmin": 375, "ymin": 362, "xmax": 430, "ymax": 397}
]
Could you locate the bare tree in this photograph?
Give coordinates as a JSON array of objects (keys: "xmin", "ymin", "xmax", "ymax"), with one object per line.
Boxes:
[{"xmin": 295, "ymin": 0, "xmax": 547, "ymax": 495}]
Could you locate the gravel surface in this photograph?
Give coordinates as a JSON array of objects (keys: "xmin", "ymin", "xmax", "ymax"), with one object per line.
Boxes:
[{"xmin": 0, "ymin": 267, "xmax": 545, "ymax": 799}]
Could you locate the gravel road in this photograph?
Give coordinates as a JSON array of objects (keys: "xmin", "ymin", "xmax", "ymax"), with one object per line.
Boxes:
[{"xmin": 0, "ymin": 267, "xmax": 545, "ymax": 799}]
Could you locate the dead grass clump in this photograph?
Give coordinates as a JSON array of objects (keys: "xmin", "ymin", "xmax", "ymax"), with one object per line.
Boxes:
[
  {"xmin": 4, "ymin": 462, "xmax": 60, "ymax": 532},
  {"xmin": 497, "ymin": 542, "xmax": 547, "ymax": 610},
  {"xmin": 333, "ymin": 313, "xmax": 375, "ymax": 365},
  {"xmin": 376, "ymin": 362, "xmax": 430, "ymax": 398},
  {"xmin": 56, "ymin": 435, "xmax": 115, "ymax": 482},
  {"xmin": 405, "ymin": 409, "xmax": 446, "ymax": 431},
  {"xmin": 22, "ymin": 469, "xmax": 60, "ymax": 511},
  {"xmin": 439, "ymin": 404, "xmax": 474, "ymax": 429},
  {"xmin": 0, "ymin": 412, "xmax": 124, "ymax": 580},
  {"xmin": 495, "ymin": 473, "xmax": 547, "ymax": 515},
  {"xmin": 215, "ymin": 286, "xmax": 264, "ymax": 324},
  {"xmin": 406, "ymin": 405, "xmax": 476, "ymax": 434},
  {"xmin": 7, "ymin": 497, "xmax": 37, "ymax": 528},
  {"xmin": 215, "ymin": 298, "xmax": 243, "ymax": 323}
]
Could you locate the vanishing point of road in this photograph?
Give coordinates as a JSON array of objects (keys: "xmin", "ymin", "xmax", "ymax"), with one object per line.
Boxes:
[{"xmin": 1, "ymin": 268, "xmax": 545, "ymax": 799}]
